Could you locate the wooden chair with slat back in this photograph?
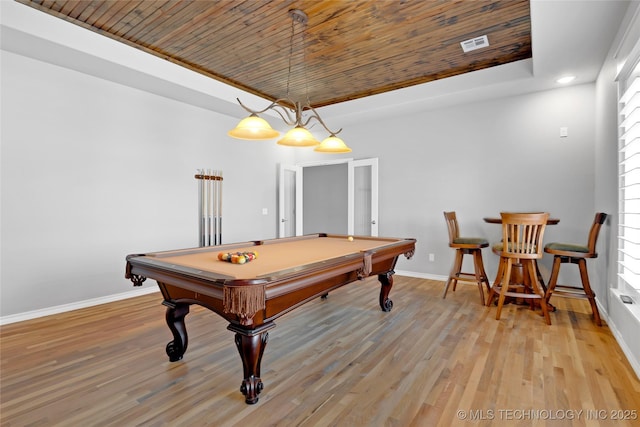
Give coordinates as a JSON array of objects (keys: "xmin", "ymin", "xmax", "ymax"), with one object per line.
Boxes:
[
  {"xmin": 544, "ymin": 212, "xmax": 608, "ymax": 326},
  {"xmin": 486, "ymin": 212, "xmax": 551, "ymax": 324},
  {"xmin": 443, "ymin": 212, "xmax": 491, "ymax": 305}
]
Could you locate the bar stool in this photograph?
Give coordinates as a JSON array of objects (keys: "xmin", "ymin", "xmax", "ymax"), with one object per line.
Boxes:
[
  {"xmin": 443, "ymin": 211, "xmax": 491, "ymax": 305},
  {"xmin": 544, "ymin": 212, "xmax": 608, "ymax": 326},
  {"xmin": 486, "ymin": 212, "xmax": 551, "ymax": 324}
]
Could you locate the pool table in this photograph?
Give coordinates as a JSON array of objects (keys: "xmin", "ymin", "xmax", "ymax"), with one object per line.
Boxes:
[{"xmin": 125, "ymin": 233, "xmax": 416, "ymax": 404}]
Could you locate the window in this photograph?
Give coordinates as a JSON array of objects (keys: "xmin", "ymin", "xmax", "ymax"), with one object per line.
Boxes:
[{"xmin": 619, "ymin": 61, "xmax": 640, "ymax": 297}]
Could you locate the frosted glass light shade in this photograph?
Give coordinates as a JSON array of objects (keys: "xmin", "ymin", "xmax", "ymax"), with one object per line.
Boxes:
[
  {"xmin": 277, "ymin": 126, "xmax": 320, "ymax": 147},
  {"xmin": 228, "ymin": 115, "xmax": 280, "ymax": 140},
  {"xmin": 314, "ymin": 135, "xmax": 352, "ymax": 153}
]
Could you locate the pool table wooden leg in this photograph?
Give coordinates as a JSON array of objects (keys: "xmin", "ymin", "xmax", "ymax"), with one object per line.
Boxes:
[
  {"xmin": 378, "ymin": 271, "xmax": 394, "ymax": 312},
  {"xmin": 163, "ymin": 301, "xmax": 190, "ymax": 362},
  {"xmin": 233, "ymin": 331, "xmax": 269, "ymax": 404}
]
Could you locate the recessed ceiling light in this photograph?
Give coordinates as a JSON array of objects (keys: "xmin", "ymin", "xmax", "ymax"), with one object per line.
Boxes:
[{"xmin": 556, "ymin": 75, "xmax": 576, "ymax": 84}]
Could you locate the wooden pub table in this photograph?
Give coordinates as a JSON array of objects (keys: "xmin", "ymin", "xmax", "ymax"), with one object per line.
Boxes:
[
  {"xmin": 482, "ymin": 216, "xmax": 560, "ymax": 226},
  {"xmin": 125, "ymin": 233, "xmax": 416, "ymax": 404}
]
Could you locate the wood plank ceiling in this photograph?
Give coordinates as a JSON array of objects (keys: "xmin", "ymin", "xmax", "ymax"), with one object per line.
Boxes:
[{"xmin": 18, "ymin": 0, "xmax": 531, "ymax": 108}]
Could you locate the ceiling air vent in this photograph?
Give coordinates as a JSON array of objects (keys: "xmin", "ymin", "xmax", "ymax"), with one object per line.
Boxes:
[{"xmin": 460, "ymin": 35, "xmax": 489, "ymax": 53}]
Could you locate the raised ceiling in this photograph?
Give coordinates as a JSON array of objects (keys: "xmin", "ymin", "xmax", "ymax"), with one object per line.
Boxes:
[{"xmin": 17, "ymin": 0, "xmax": 531, "ymax": 108}]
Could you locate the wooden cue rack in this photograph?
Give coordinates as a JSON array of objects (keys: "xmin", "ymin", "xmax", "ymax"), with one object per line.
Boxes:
[{"xmin": 195, "ymin": 169, "xmax": 223, "ymax": 246}]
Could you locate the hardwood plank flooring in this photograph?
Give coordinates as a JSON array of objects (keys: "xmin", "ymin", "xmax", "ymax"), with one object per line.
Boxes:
[{"xmin": 2, "ymin": 277, "xmax": 639, "ymax": 426}]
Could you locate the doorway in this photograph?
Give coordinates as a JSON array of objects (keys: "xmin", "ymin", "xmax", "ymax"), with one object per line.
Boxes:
[{"xmin": 278, "ymin": 158, "xmax": 378, "ymax": 237}]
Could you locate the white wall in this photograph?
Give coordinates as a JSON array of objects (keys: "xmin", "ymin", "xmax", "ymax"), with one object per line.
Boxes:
[{"xmin": 1, "ymin": 51, "xmax": 291, "ymax": 317}]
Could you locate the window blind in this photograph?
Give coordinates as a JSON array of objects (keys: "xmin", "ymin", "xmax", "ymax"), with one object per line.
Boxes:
[{"xmin": 619, "ymin": 66, "xmax": 640, "ymax": 293}]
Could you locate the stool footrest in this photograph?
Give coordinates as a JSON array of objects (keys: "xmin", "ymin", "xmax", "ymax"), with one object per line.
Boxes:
[
  {"xmin": 497, "ymin": 290, "xmax": 543, "ymax": 299},
  {"xmin": 455, "ymin": 272, "xmax": 487, "ymax": 280},
  {"xmin": 549, "ymin": 285, "xmax": 592, "ymax": 299}
]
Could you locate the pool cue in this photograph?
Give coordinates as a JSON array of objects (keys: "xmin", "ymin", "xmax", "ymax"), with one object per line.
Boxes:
[
  {"xmin": 204, "ymin": 169, "xmax": 211, "ymax": 246},
  {"xmin": 212, "ymin": 170, "xmax": 217, "ymax": 245},
  {"xmin": 205, "ymin": 169, "xmax": 209, "ymax": 246},
  {"xmin": 198, "ymin": 169, "xmax": 205, "ymax": 247},
  {"xmin": 205, "ymin": 169, "xmax": 210, "ymax": 246},
  {"xmin": 217, "ymin": 170, "xmax": 223, "ymax": 244},
  {"xmin": 211, "ymin": 170, "xmax": 218, "ymax": 245}
]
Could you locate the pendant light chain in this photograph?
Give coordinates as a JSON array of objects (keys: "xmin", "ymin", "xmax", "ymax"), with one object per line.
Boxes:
[
  {"xmin": 301, "ymin": 15, "xmax": 311, "ymax": 107},
  {"xmin": 285, "ymin": 11, "xmax": 295, "ymax": 100}
]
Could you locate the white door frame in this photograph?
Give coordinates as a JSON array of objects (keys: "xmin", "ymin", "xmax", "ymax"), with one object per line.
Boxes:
[
  {"xmin": 349, "ymin": 158, "xmax": 379, "ymax": 236},
  {"xmin": 278, "ymin": 164, "xmax": 303, "ymax": 237},
  {"xmin": 278, "ymin": 158, "xmax": 378, "ymax": 237}
]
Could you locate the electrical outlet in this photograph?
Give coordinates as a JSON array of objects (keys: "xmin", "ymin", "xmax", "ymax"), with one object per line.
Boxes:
[{"xmin": 429, "ymin": 253, "xmax": 435, "ymax": 262}]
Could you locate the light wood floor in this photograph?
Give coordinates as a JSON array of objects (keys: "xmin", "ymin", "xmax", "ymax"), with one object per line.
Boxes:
[{"xmin": 2, "ymin": 276, "xmax": 639, "ymax": 426}]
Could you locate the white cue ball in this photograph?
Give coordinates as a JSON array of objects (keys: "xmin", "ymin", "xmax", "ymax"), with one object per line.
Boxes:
[{"xmin": 347, "ymin": 236, "xmax": 354, "ymax": 241}]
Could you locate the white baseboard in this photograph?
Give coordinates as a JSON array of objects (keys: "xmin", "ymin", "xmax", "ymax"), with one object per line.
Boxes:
[
  {"xmin": 607, "ymin": 289, "xmax": 640, "ymax": 380},
  {"xmin": 395, "ymin": 270, "xmax": 448, "ymax": 282},
  {"xmin": 0, "ymin": 286, "xmax": 160, "ymax": 326}
]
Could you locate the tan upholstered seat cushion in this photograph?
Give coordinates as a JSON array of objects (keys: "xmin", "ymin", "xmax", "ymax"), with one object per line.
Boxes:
[{"xmin": 453, "ymin": 237, "xmax": 488, "ymax": 246}]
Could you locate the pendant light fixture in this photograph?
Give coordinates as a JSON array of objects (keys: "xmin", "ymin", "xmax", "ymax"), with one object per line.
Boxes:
[{"xmin": 228, "ymin": 9, "xmax": 351, "ymax": 153}]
